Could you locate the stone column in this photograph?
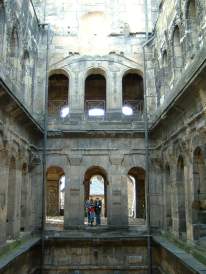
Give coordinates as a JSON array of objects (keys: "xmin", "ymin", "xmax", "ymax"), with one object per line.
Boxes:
[
  {"xmin": 149, "ymin": 158, "xmax": 164, "ymax": 231},
  {"xmin": 108, "ymin": 152, "xmax": 128, "ymax": 227},
  {"xmin": 0, "ymin": 150, "xmax": 9, "ymax": 244},
  {"xmin": 64, "ymin": 155, "xmax": 84, "ymax": 228},
  {"xmin": 184, "ymin": 153, "xmax": 194, "ymax": 241},
  {"xmin": 30, "ymin": 161, "xmax": 43, "ymax": 231},
  {"xmin": 14, "ymin": 161, "xmax": 22, "ymax": 237},
  {"xmin": 170, "ymin": 163, "xmax": 179, "ymax": 237}
]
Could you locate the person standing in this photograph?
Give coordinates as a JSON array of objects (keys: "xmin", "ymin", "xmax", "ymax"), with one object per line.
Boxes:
[
  {"xmin": 85, "ymin": 199, "xmax": 91, "ymax": 224},
  {"xmin": 88, "ymin": 199, "xmax": 95, "ymax": 226},
  {"xmin": 95, "ymin": 198, "xmax": 102, "ymax": 225}
]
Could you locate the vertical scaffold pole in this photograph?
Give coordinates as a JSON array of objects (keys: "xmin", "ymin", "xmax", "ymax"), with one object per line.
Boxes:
[
  {"xmin": 41, "ymin": 23, "xmax": 50, "ymax": 274},
  {"xmin": 143, "ymin": 0, "xmax": 152, "ymax": 272}
]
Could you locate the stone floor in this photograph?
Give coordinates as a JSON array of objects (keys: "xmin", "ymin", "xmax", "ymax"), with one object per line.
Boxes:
[{"xmin": 45, "ymin": 216, "xmax": 146, "ymax": 231}]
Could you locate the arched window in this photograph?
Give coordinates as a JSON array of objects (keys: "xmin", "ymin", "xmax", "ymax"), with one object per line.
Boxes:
[
  {"xmin": 48, "ymin": 71, "xmax": 69, "ymax": 118},
  {"xmin": 21, "ymin": 50, "xmax": 32, "ymax": 106},
  {"xmin": 9, "ymin": 26, "xmax": 19, "ymax": 80},
  {"xmin": 160, "ymin": 50, "xmax": 168, "ymax": 104},
  {"xmin": 85, "ymin": 70, "xmax": 106, "ymax": 118},
  {"xmin": 0, "ymin": 1, "xmax": 5, "ymax": 54},
  {"xmin": 186, "ymin": 0, "xmax": 198, "ymax": 54},
  {"xmin": 173, "ymin": 26, "xmax": 183, "ymax": 77},
  {"xmin": 122, "ymin": 72, "xmax": 144, "ymax": 117}
]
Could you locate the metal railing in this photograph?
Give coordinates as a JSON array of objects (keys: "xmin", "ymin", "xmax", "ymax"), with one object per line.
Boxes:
[
  {"xmin": 85, "ymin": 100, "xmax": 106, "ymax": 120},
  {"xmin": 123, "ymin": 100, "xmax": 144, "ymax": 114},
  {"xmin": 47, "ymin": 99, "xmax": 146, "ymax": 121},
  {"xmin": 48, "ymin": 99, "xmax": 68, "ymax": 116}
]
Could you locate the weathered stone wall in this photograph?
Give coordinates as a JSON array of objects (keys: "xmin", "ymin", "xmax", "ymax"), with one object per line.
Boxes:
[
  {"xmin": 43, "ymin": 238, "xmax": 148, "ymax": 274},
  {"xmin": 0, "ymin": 239, "xmax": 41, "ymax": 274},
  {"xmin": 0, "ymin": 0, "xmax": 46, "ymax": 122},
  {"xmin": 147, "ymin": 0, "xmax": 206, "ymax": 107},
  {"xmin": 46, "ymin": 134, "xmax": 146, "ymax": 227},
  {"xmin": 0, "ymin": 84, "xmax": 43, "ymax": 244}
]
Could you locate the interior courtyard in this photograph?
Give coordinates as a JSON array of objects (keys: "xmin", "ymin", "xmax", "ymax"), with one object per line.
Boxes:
[{"xmin": 1, "ymin": 0, "xmax": 206, "ymax": 273}]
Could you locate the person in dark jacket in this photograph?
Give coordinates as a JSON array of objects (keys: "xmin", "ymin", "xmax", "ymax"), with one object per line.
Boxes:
[
  {"xmin": 88, "ymin": 199, "xmax": 95, "ymax": 226},
  {"xmin": 95, "ymin": 198, "xmax": 102, "ymax": 225}
]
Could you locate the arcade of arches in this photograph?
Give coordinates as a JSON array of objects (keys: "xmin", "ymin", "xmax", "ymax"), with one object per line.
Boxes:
[{"xmin": 46, "ymin": 165, "xmax": 146, "ymax": 227}]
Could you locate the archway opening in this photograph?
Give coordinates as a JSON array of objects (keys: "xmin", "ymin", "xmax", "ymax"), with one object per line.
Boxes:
[
  {"xmin": 7, "ymin": 157, "xmax": 16, "ymax": 239},
  {"xmin": 46, "ymin": 166, "xmax": 65, "ymax": 221},
  {"xmin": 85, "ymin": 73, "xmax": 106, "ymax": 118},
  {"xmin": 186, "ymin": 0, "xmax": 198, "ymax": 53},
  {"xmin": 128, "ymin": 167, "xmax": 145, "ymax": 225},
  {"xmin": 48, "ymin": 72, "xmax": 69, "ymax": 118},
  {"xmin": 177, "ymin": 156, "xmax": 187, "ymax": 239},
  {"xmin": 192, "ymin": 147, "xmax": 206, "ymax": 239},
  {"xmin": 122, "ymin": 72, "xmax": 144, "ymax": 117},
  {"xmin": 84, "ymin": 166, "xmax": 108, "ymax": 225}
]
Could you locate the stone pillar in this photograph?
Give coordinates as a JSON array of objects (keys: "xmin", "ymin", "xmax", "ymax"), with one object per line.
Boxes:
[
  {"xmin": 185, "ymin": 155, "xmax": 194, "ymax": 241},
  {"xmin": 149, "ymin": 158, "xmax": 164, "ymax": 231},
  {"xmin": 69, "ymin": 71, "xmax": 84, "ymax": 119},
  {"xmin": 108, "ymin": 153, "xmax": 128, "ymax": 227},
  {"xmin": 30, "ymin": 162, "xmax": 43, "ymax": 231},
  {"xmin": 26, "ymin": 170, "xmax": 32, "ymax": 232},
  {"xmin": 0, "ymin": 150, "xmax": 9, "ymax": 244},
  {"xmin": 170, "ymin": 163, "xmax": 179, "ymax": 237},
  {"xmin": 107, "ymin": 70, "xmax": 123, "ymax": 119},
  {"xmin": 64, "ymin": 155, "xmax": 84, "ymax": 228},
  {"xmin": 14, "ymin": 162, "xmax": 22, "ymax": 237}
]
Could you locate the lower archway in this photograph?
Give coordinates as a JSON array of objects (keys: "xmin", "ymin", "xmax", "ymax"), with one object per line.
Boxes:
[
  {"xmin": 127, "ymin": 167, "xmax": 145, "ymax": 225},
  {"xmin": 46, "ymin": 166, "xmax": 65, "ymax": 217},
  {"xmin": 83, "ymin": 166, "xmax": 108, "ymax": 225}
]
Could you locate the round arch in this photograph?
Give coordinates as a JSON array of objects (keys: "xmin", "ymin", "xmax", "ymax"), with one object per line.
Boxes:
[
  {"xmin": 83, "ymin": 166, "xmax": 108, "ymax": 218},
  {"xmin": 84, "ymin": 69, "xmax": 107, "ymax": 117},
  {"xmin": 48, "ymin": 70, "xmax": 69, "ymax": 117},
  {"xmin": 127, "ymin": 167, "xmax": 145, "ymax": 219},
  {"xmin": 122, "ymin": 71, "xmax": 144, "ymax": 116}
]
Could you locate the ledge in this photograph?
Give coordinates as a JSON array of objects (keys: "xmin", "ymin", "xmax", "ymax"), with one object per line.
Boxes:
[
  {"xmin": 153, "ymin": 236, "xmax": 206, "ymax": 274},
  {"xmin": 0, "ymin": 237, "xmax": 41, "ymax": 271}
]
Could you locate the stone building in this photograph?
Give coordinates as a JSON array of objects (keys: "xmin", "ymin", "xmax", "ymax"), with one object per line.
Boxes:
[{"xmin": 0, "ymin": 0, "xmax": 206, "ymax": 273}]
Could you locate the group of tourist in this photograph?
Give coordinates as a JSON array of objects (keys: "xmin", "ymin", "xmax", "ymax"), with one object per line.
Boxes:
[{"xmin": 85, "ymin": 198, "xmax": 102, "ymax": 226}]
